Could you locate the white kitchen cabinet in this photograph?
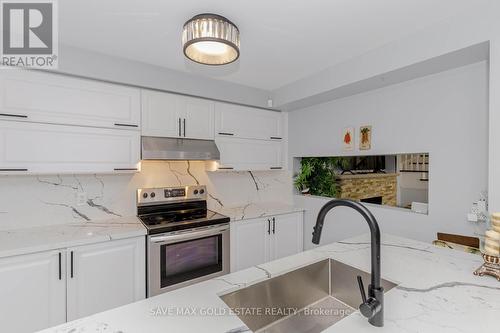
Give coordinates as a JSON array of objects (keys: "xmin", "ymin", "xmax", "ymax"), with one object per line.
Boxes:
[
  {"xmin": 0, "ymin": 251, "xmax": 66, "ymax": 333},
  {"xmin": 215, "ymin": 102, "xmax": 283, "ymax": 140},
  {"xmin": 66, "ymin": 237, "xmax": 146, "ymax": 321},
  {"xmin": 230, "ymin": 212, "xmax": 304, "ymax": 272},
  {"xmin": 0, "ymin": 69, "xmax": 141, "ymax": 129},
  {"xmin": 0, "ymin": 237, "xmax": 145, "ymax": 332},
  {"xmin": 141, "ymin": 89, "xmax": 214, "ymax": 140},
  {"xmin": 230, "ymin": 217, "xmax": 270, "ymax": 272},
  {"xmin": 270, "ymin": 213, "xmax": 304, "ymax": 261},
  {"xmin": 0, "ymin": 121, "xmax": 140, "ymax": 174},
  {"xmin": 215, "ymin": 137, "xmax": 283, "ymax": 171},
  {"xmin": 182, "ymin": 96, "xmax": 215, "ymax": 139},
  {"xmin": 141, "ymin": 89, "xmax": 183, "ymax": 138}
]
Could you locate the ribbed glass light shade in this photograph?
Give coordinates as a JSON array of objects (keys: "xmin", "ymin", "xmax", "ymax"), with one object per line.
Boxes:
[{"xmin": 182, "ymin": 14, "xmax": 240, "ymax": 65}]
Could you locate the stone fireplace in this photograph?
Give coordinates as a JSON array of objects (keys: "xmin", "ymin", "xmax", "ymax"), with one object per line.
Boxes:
[{"xmin": 336, "ymin": 173, "xmax": 398, "ymax": 206}]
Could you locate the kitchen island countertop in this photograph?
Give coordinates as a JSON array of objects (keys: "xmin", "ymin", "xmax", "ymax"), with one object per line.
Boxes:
[{"xmin": 38, "ymin": 233, "xmax": 500, "ymax": 333}]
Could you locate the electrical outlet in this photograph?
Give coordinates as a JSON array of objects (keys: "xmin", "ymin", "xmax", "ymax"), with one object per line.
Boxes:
[{"xmin": 76, "ymin": 192, "xmax": 87, "ymax": 206}]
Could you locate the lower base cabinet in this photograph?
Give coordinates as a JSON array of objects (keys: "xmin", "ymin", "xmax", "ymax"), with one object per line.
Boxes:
[
  {"xmin": 0, "ymin": 236, "xmax": 145, "ymax": 333},
  {"xmin": 230, "ymin": 212, "xmax": 304, "ymax": 272},
  {"xmin": 67, "ymin": 237, "xmax": 146, "ymax": 321},
  {"xmin": 0, "ymin": 250, "xmax": 66, "ymax": 333}
]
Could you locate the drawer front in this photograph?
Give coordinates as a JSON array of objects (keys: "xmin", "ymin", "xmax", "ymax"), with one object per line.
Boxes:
[
  {"xmin": 216, "ymin": 138, "xmax": 283, "ymax": 171},
  {"xmin": 0, "ymin": 121, "xmax": 140, "ymax": 174},
  {"xmin": 0, "ymin": 70, "xmax": 140, "ymax": 129},
  {"xmin": 215, "ymin": 103, "xmax": 282, "ymax": 140}
]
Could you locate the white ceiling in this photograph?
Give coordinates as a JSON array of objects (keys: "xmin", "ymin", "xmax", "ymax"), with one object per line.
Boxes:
[{"xmin": 60, "ymin": 0, "xmax": 490, "ymax": 90}]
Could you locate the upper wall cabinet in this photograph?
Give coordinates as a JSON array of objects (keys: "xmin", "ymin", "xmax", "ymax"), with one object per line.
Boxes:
[
  {"xmin": 216, "ymin": 138, "xmax": 283, "ymax": 171},
  {"xmin": 141, "ymin": 89, "xmax": 214, "ymax": 140},
  {"xmin": 0, "ymin": 70, "xmax": 141, "ymax": 129},
  {"xmin": 215, "ymin": 102, "xmax": 283, "ymax": 140},
  {"xmin": 0, "ymin": 121, "xmax": 140, "ymax": 174}
]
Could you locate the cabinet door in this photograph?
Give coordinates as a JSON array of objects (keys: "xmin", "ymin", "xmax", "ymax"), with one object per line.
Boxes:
[
  {"xmin": 0, "ymin": 251, "xmax": 66, "ymax": 333},
  {"xmin": 181, "ymin": 96, "xmax": 214, "ymax": 140},
  {"xmin": 270, "ymin": 212, "xmax": 304, "ymax": 261},
  {"xmin": 215, "ymin": 102, "xmax": 283, "ymax": 140},
  {"xmin": 141, "ymin": 89, "xmax": 183, "ymax": 138},
  {"xmin": 216, "ymin": 137, "xmax": 283, "ymax": 171},
  {"xmin": 67, "ymin": 237, "xmax": 145, "ymax": 321},
  {"xmin": 230, "ymin": 218, "xmax": 270, "ymax": 271},
  {"xmin": 0, "ymin": 70, "xmax": 140, "ymax": 129},
  {"xmin": 0, "ymin": 121, "xmax": 140, "ymax": 174}
]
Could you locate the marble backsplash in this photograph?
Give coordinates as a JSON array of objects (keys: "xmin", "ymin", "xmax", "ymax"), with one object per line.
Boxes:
[{"xmin": 0, "ymin": 161, "xmax": 293, "ymax": 231}]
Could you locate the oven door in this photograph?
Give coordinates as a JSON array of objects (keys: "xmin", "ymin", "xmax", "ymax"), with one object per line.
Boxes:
[{"xmin": 147, "ymin": 224, "xmax": 230, "ymax": 297}]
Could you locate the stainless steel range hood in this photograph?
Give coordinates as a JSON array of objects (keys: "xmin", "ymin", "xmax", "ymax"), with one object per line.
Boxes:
[{"xmin": 141, "ymin": 136, "xmax": 220, "ymax": 161}]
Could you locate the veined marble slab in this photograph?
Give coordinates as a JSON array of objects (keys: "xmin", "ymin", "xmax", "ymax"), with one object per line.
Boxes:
[
  {"xmin": 0, "ymin": 216, "xmax": 146, "ymax": 258},
  {"xmin": 37, "ymin": 233, "xmax": 500, "ymax": 333},
  {"xmin": 215, "ymin": 202, "xmax": 305, "ymax": 221}
]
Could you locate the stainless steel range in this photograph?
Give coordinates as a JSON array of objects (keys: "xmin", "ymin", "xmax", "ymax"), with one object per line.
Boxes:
[{"xmin": 137, "ymin": 185, "xmax": 230, "ymax": 297}]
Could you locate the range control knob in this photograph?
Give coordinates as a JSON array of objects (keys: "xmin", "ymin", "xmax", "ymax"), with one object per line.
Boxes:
[
  {"xmin": 193, "ymin": 189, "xmax": 199, "ymax": 195},
  {"xmin": 150, "ymin": 192, "xmax": 156, "ymax": 198},
  {"xmin": 142, "ymin": 192, "xmax": 148, "ymax": 199},
  {"xmin": 199, "ymin": 189, "xmax": 205, "ymax": 194}
]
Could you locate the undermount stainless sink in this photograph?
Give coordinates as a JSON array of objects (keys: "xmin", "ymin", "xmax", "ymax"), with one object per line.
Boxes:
[{"xmin": 220, "ymin": 259, "xmax": 397, "ymax": 333}]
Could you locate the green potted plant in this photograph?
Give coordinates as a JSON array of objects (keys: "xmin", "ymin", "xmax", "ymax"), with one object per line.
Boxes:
[{"xmin": 294, "ymin": 157, "xmax": 349, "ymax": 197}]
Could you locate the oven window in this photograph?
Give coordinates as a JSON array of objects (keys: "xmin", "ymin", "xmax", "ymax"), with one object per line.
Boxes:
[{"xmin": 160, "ymin": 234, "xmax": 222, "ymax": 288}]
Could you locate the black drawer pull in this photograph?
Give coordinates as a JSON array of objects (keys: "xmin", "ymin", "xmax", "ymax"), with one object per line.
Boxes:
[
  {"xmin": 114, "ymin": 123, "xmax": 138, "ymax": 128},
  {"xmin": 0, "ymin": 168, "xmax": 28, "ymax": 172},
  {"xmin": 70, "ymin": 251, "xmax": 74, "ymax": 278},
  {"xmin": 270, "ymin": 137, "xmax": 282, "ymax": 140},
  {"xmin": 270, "ymin": 167, "xmax": 283, "ymax": 170},
  {"xmin": 218, "ymin": 167, "xmax": 234, "ymax": 170},
  {"xmin": 218, "ymin": 132, "xmax": 234, "ymax": 136},
  {"xmin": 0, "ymin": 113, "xmax": 28, "ymax": 118},
  {"xmin": 58, "ymin": 252, "xmax": 62, "ymax": 280},
  {"xmin": 114, "ymin": 168, "xmax": 138, "ymax": 171}
]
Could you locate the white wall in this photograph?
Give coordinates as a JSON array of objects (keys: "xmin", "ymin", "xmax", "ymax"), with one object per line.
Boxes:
[
  {"xmin": 289, "ymin": 62, "xmax": 488, "ymax": 247},
  {"xmin": 273, "ymin": 3, "xmax": 500, "ymax": 214},
  {"xmin": 56, "ymin": 45, "xmax": 271, "ymax": 108}
]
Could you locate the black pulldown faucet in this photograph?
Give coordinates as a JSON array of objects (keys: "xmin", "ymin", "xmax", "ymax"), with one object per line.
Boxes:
[{"xmin": 312, "ymin": 199, "xmax": 384, "ymax": 327}]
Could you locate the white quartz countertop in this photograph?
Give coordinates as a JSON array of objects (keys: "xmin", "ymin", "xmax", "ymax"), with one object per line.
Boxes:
[
  {"xmin": 0, "ymin": 217, "xmax": 146, "ymax": 258},
  {"xmin": 214, "ymin": 202, "xmax": 304, "ymax": 221},
  {"xmin": 38, "ymin": 233, "xmax": 500, "ymax": 333}
]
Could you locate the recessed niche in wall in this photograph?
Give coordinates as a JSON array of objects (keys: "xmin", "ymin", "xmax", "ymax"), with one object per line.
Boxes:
[{"xmin": 294, "ymin": 153, "xmax": 429, "ymax": 214}]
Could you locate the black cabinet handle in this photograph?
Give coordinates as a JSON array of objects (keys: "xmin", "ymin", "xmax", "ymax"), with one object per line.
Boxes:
[
  {"xmin": 0, "ymin": 113, "xmax": 28, "ymax": 118},
  {"xmin": 70, "ymin": 251, "xmax": 74, "ymax": 278},
  {"xmin": 0, "ymin": 168, "xmax": 28, "ymax": 172},
  {"xmin": 114, "ymin": 123, "xmax": 138, "ymax": 128},
  {"xmin": 218, "ymin": 167, "xmax": 234, "ymax": 170},
  {"xmin": 178, "ymin": 118, "xmax": 181, "ymax": 137},
  {"xmin": 58, "ymin": 252, "xmax": 62, "ymax": 280},
  {"xmin": 270, "ymin": 137, "xmax": 282, "ymax": 140},
  {"xmin": 218, "ymin": 132, "xmax": 234, "ymax": 136},
  {"xmin": 267, "ymin": 219, "xmax": 271, "ymax": 235},
  {"xmin": 114, "ymin": 168, "xmax": 138, "ymax": 171},
  {"xmin": 272, "ymin": 217, "xmax": 276, "ymax": 234},
  {"xmin": 183, "ymin": 118, "xmax": 186, "ymax": 137},
  {"xmin": 270, "ymin": 167, "xmax": 283, "ymax": 170}
]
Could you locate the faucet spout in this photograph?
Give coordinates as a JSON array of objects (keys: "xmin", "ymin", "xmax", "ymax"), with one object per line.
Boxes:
[{"xmin": 312, "ymin": 199, "xmax": 384, "ymax": 327}]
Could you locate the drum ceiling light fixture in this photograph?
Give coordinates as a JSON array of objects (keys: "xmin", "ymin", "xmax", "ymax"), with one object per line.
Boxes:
[{"xmin": 182, "ymin": 14, "xmax": 240, "ymax": 65}]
